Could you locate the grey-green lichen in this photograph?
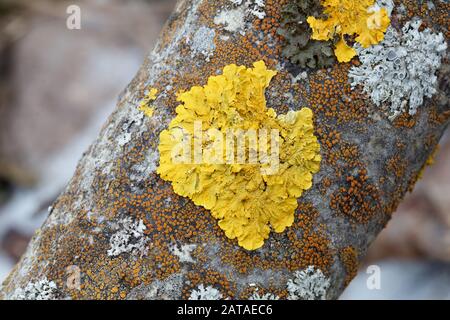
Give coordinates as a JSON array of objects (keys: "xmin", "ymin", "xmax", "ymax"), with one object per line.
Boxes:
[
  {"xmin": 107, "ymin": 217, "xmax": 148, "ymax": 257},
  {"xmin": 9, "ymin": 277, "xmax": 58, "ymax": 300},
  {"xmin": 349, "ymin": 19, "xmax": 447, "ymax": 120},
  {"xmin": 278, "ymin": 0, "xmax": 336, "ymax": 69},
  {"xmin": 189, "ymin": 284, "xmax": 223, "ymax": 300},
  {"xmin": 249, "ymin": 290, "xmax": 280, "ymax": 300},
  {"xmin": 287, "ymin": 266, "xmax": 330, "ymax": 300}
]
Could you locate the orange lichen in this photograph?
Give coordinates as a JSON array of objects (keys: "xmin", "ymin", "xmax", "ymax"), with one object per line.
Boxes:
[
  {"xmin": 393, "ymin": 113, "xmax": 417, "ymax": 129},
  {"xmin": 301, "ymin": 64, "xmax": 372, "ymax": 125},
  {"xmin": 330, "ymin": 169, "xmax": 381, "ymax": 224},
  {"xmin": 396, "ymin": 0, "xmax": 450, "ymax": 38},
  {"xmin": 340, "ymin": 246, "xmax": 358, "ymax": 286},
  {"xmin": 387, "ymin": 155, "xmax": 406, "ymax": 180},
  {"xmin": 216, "ymin": 201, "xmax": 333, "ymax": 275}
]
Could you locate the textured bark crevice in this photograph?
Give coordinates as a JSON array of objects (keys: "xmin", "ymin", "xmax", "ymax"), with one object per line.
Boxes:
[{"xmin": 0, "ymin": 0, "xmax": 448, "ymax": 300}]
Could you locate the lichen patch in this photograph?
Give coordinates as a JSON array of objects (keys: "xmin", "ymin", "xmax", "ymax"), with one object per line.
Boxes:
[
  {"xmin": 287, "ymin": 266, "xmax": 330, "ymax": 300},
  {"xmin": 307, "ymin": 0, "xmax": 391, "ymax": 62},
  {"xmin": 157, "ymin": 61, "xmax": 321, "ymax": 250},
  {"xmin": 349, "ymin": 20, "xmax": 447, "ymax": 120}
]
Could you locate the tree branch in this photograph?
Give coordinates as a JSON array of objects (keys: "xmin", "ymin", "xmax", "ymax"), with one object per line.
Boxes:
[{"xmin": 1, "ymin": 0, "xmax": 448, "ymax": 300}]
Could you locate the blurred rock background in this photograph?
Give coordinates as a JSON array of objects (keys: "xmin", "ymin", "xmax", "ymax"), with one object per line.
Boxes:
[
  {"xmin": 0, "ymin": 0, "xmax": 448, "ymax": 299},
  {"xmin": 0, "ymin": 0, "xmax": 176, "ymax": 279}
]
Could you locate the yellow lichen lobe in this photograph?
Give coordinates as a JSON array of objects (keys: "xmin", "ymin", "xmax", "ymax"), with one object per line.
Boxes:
[
  {"xmin": 418, "ymin": 144, "xmax": 439, "ymax": 179},
  {"xmin": 139, "ymin": 88, "xmax": 158, "ymax": 117},
  {"xmin": 157, "ymin": 61, "xmax": 321, "ymax": 251},
  {"xmin": 307, "ymin": 0, "xmax": 390, "ymax": 62}
]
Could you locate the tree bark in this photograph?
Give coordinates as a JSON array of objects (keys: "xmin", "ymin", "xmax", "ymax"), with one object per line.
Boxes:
[{"xmin": 1, "ymin": 0, "xmax": 449, "ymax": 300}]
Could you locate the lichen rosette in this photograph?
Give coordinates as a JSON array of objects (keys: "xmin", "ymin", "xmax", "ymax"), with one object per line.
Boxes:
[{"xmin": 157, "ymin": 61, "xmax": 321, "ymax": 250}]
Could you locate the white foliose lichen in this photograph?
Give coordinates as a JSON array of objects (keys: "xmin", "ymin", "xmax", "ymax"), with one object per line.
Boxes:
[
  {"xmin": 214, "ymin": 8, "xmax": 246, "ymax": 33},
  {"xmin": 10, "ymin": 277, "xmax": 58, "ymax": 300},
  {"xmin": 215, "ymin": 0, "xmax": 265, "ymax": 33},
  {"xmin": 249, "ymin": 290, "xmax": 279, "ymax": 300},
  {"xmin": 249, "ymin": 0, "xmax": 266, "ymax": 19},
  {"xmin": 190, "ymin": 26, "xmax": 216, "ymax": 61},
  {"xmin": 107, "ymin": 217, "xmax": 148, "ymax": 257},
  {"xmin": 287, "ymin": 266, "xmax": 330, "ymax": 300},
  {"xmin": 189, "ymin": 284, "xmax": 223, "ymax": 300},
  {"xmin": 117, "ymin": 103, "xmax": 146, "ymax": 146},
  {"xmin": 170, "ymin": 243, "xmax": 197, "ymax": 263},
  {"xmin": 349, "ymin": 19, "xmax": 447, "ymax": 120}
]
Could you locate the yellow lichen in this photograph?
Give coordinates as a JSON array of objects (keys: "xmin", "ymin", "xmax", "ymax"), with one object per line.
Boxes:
[
  {"xmin": 418, "ymin": 144, "xmax": 439, "ymax": 179},
  {"xmin": 334, "ymin": 38, "xmax": 357, "ymax": 63},
  {"xmin": 307, "ymin": 0, "xmax": 390, "ymax": 62},
  {"xmin": 139, "ymin": 88, "xmax": 158, "ymax": 117},
  {"xmin": 157, "ymin": 61, "xmax": 321, "ymax": 250}
]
